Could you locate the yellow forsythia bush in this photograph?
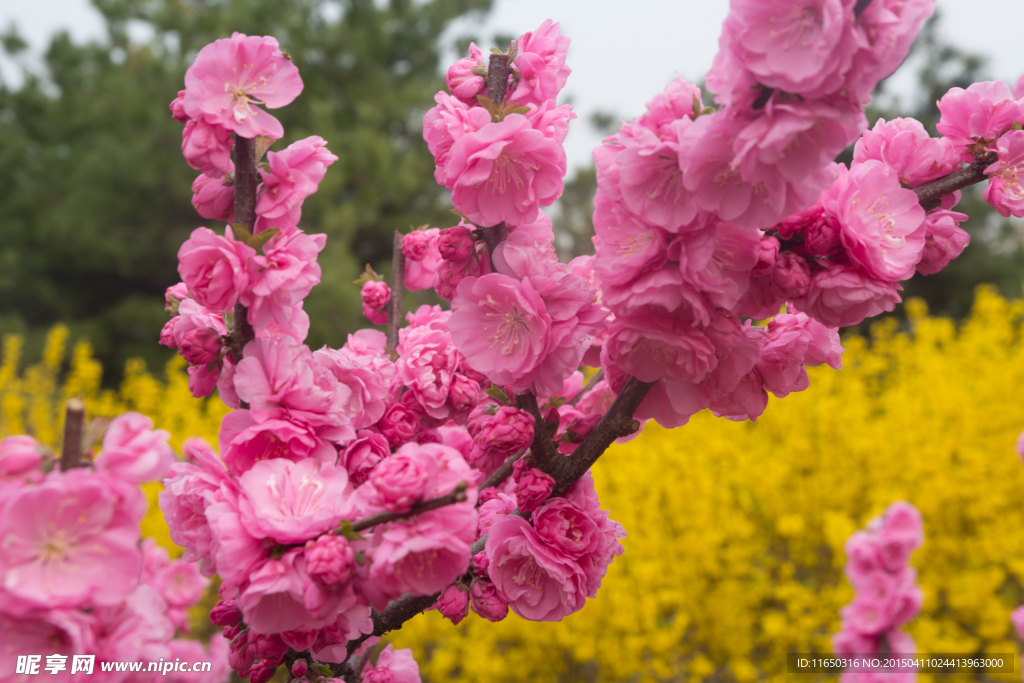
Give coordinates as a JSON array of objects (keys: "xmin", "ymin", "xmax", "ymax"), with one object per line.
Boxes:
[
  {"xmin": 390, "ymin": 286, "xmax": 1024, "ymax": 683},
  {"xmin": 7, "ymin": 288, "xmax": 1024, "ymax": 683},
  {"xmin": 0, "ymin": 326, "xmax": 229, "ymax": 553}
]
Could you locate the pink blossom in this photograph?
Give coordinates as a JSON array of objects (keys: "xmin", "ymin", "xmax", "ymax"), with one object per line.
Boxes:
[
  {"xmin": 445, "ymin": 42, "xmax": 487, "ymax": 105},
  {"xmin": 679, "ymin": 111, "xmax": 791, "ymax": 231},
  {"xmin": 781, "ymin": 203, "xmax": 842, "ymax": 257},
  {"xmin": 772, "ymin": 252, "xmax": 813, "ymax": 298},
  {"xmin": 614, "ymin": 125, "xmax": 700, "ymax": 231},
  {"xmin": 361, "ymin": 645, "xmax": 421, "ymax": 683},
  {"xmin": 822, "ymin": 160, "xmax": 926, "ymax": 281},
  {"xmin": 515, "ymin": 466, "xmax": 555, "ymax": 513},
  {"xmin": 0, "ymin": 468, "xmax": 143, "ymax": 610},
  {"xmin": 447, "ymin": 374, "xmax": 482, "ymax": 423},
  {"xmin": 182, "ymin": 117, "xmax": 234, "ymax": 176},
  {"xmin": 395, "ymin": 323, "xmax": 460, "ymax": 420},
  {"xmin": 141, "ymin": 540, "xmax": 209, "ymax": 630},
  {"xmin": 711, "ymin": 0, "xmax": 858, "ymax": 99},
  {"xmin": 436, "ymin": 584, "xmax": 470, "ymax": 625},
  {"xmin": 468, "ymin": 404, "xmax": 535, "ymax": 461},
  {"xmin": 218, "ymin": 409, "xmax": 336, "ymax": 475},
  {"xmin": 190, "ymin": 171, "xmax": 234, "ymax": 222},
  {"xmin": 1012, "ymin": 606, "xmax": 1024, "ymax": 640},
  {"xmin": 637, "ymin": 76, "xmax": 703, "ymax": 134},
  {"xmin": 238, "ymin": 548, "xmax": 348, "ymax": 634},
  {"xmin": 422, "ymin": 92, "xmax": 492, "ymax": 186},
  {"xmin": 362, "ymin": 499, "xmax": 477, "ymax": 608},
  {"xmin": 446, "ymin": 114, "xmax": 567, "ymax": 226},
  {"xmin": 159, "ymin": 438, "xmax": 230, "ymax": 577},
  {"xmin": 161, "ymin": 298, "xmax": 226, "ymax": 352},
  {"xmin": 485, "ymin": 514, "xmax": 586, "ymax": 621},
  {"xmin": 604, "ymin": 311, "xmax": 717, "ymax": 384},
  {"xmin": 339, "ymin": 430, "xmax": 390, "ymax": 486},
  {"xmin": 237, "ymin": 457, "xmax": 352, "ymax": 544},
  {"xmin": 731, "ymin": 99, "xmax": 866, "ymax": 186},
  {"xmin": 170, "ymin": 89, "xmax": 188, "ymax": 123},
  {"xmin": 0, "ymin": 435, "xmax": 43, "ymax": 480},
  {"xmin": 304, "ymin": 534, "xmax": 355, "ymax": 587},
  {"xmin": 360, "ymin": 280, "xmax": 390, "ymax": 325},
  {"xmin": 675, "ymin": 221, "xmax": 762, "ymax": 319},
  {"xmin": 242, "ymin": 228, "xmax": 326, "ymax": 336},
  {"xmin": 937, "ymin": 81, "xmax": 1024, "ymax": 160},
  {"xmin": 233, "ymin": 335, "xmax": 353, "ymax": 443},
  {"xmin": 853, "ymin": 117, "xmax": 961, "ymax": 187},
  {"xmin": 438, "ymin": 225, "xmax": 475, "ymax": 261},
  {"xmin": 210, "ymin": 599, "xmax": 243, "ymax": 626},
  {"xmin": 179, "ymin": 325, "xmax": 223, "ymax": 366},
  {"xmin": 509, "ymin": 20, "xmax": 571, "ymax": 107},
  {"xmin": 916, "ymin": 209, "xmax": 969, "ymax": 276},
  {"xmin": 801, "ymin": 263, "xmax": 902, "ymax": 328},
  {"xmin": 984, "ymin": 130, "xmax": 1024, "ymax": 217},
  {"xmin": 846, "ymin": 0, "xmax": 934, "ymax": 104},
  {"xmin": 188, "ymin": 357, "xmax": 219, "ymax": 398},
  {"xmin": 360, "ymin": 443, "xmax": 440, "ymax": 513},
  {"xmin": 526, "ymin": 101, "xmax": 575, "ymax": 144},
  {"xmin": 94, "ymin": 412, "xmax": 175, "ymax": 484},
  {"xmin": 378, "ymin": 403, "xmax": 422, "ymax": 447},
  {"xmin": 256, "ymin": 136, "xmax": 338, "ymax": 231},
  {"xmin": 182, "ymin": 32, "xmax": 302, "ymax": 139},
  {"xmin": 403, "ymin": 228, "xmax": 442, "ymax": 291},
  {"xmin": 177, "ymin": 226, "xmax": 255, "ymax": 313},
  {"xmin": 314, "ymin": 346, "xmax": 392, "ymax": 431},
  {"xmin": 0, "ymin": 610, "xmax": 95, "ymax": 682},
  {"xmin": 757, "ymin": 311, "xmax": 843, "ymax": 398},
  {"xmin": 469, "ymin": 579, "xmax": 509, "ymax": 622}
]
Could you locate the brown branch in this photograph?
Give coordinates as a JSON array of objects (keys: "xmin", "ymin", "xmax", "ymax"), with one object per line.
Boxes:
[
  {"xmin": 344, "ymin": 593, "xmax": 440, "ymax": 661},
  {"xmin": 553, "ymin": 376, "xmax": 654, "ymax": 496},
  {"xmin": 569, "ymin": 369, "xmax": 604, "ymax": 406},
  {"xmin": 478, "ymin": 449, "xmax": 525, "ymax": 493},
  {"xmin": 479, "ymin": 51, "xmax": 513, "ymax": 259},
  {"xmin": 486, "ymin": 52, "xmax": 511, "ymax": 106},
  {"xmin": 349, "ymin": 483, "xmax": 468, "ymax": 533},
  {"xmin": 385, "ymin": 231, "xmax": 405, "ymax": 356},
  {"xmin": 515, "ymin": 393, "xmax": 562, "ymax": 476},
  {"xmin": 229, "ymin": 135, "xmax": 258, "ymax": 366},
  {"xmin": 913, "ymin": 156, "xmax": 994, "ymax": 207},
  {"xmin": 60, "ymin": 398, "xmax": 86, "ymax": 471}
]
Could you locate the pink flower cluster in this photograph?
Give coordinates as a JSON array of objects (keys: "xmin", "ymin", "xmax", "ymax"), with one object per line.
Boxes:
[
  {"xmin": 483, "ymin": 473, "xmax": 625, "ymax": 621},
  {"xmin": 0, "ymin": 418, "xmax": 229, "ymax": 683},
  {"xmin": 424, "ymin": 21, "xmax": 572, "ymax": 228},
  {"xmin": 832, "ymin": 501, "xmax": 925, "ymax": 680}
]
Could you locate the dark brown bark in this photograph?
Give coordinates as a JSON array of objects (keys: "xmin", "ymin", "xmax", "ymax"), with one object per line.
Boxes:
[
  {"xmin": 913, "ymin": 157, "xmax": 994, "ymax": 207},
  {"xmin": 515, "ymin": 393, "xmax": 562, "ymax": 476},
  {"xmin": 349, "ymin": 484, "xmax": 468, "ymax": 533},
  {"xmin": 229, "ymin": 136, "xmax": 258, "ymax": 365},
  {"xmin": 385, "ymin": 231, "xmax": 405, "ymax": 355},
  {"xmin": 60, "ymin": 398, "xmax": 86, "ymax": 471}
]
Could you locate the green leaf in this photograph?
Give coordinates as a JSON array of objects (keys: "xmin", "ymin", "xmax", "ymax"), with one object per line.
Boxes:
[
  {"xmin": 485, "ymin": 386, "xmax": 512, "ymax": 405},
  {"xmin": 246, "ymin": 227, "xmax": 279, "ymax": 252},
  {"xmin": 353, "ymin": 263, "xmax": 381, "ymax": 286},
  {"xmin": 230, "ymin": 223, "xmax": 254, "ymax": 242},
  {"xmin": 337, "ymin": 519, "xmax": 365, "ymax": 542}
]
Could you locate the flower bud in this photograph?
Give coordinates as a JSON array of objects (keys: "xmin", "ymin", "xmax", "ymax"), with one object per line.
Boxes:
[
  {"xmin": 470, "ymin": 579, "xmax": 508, "ymax": 622},
  {"xmin": 179, "ymin": 326, "xmax": 223, "ymax": 365},
  {"xmin": 209, "ymin": 599, "xmax": 243, "ymax": 626},
  {"xmin": 436, "ymin": 584, "xmax": 470, "ymax": 625},
  {"xmin": 378, "ymin": 403, "xmax": 421, "ymax": 447},
  {"xmin": 402, "ymin": 230, "xmax": 433, "ymax": 261},
  {"xmin": 291, "ymin": 659, "xmax": 308, "ymax": 679},
  {"xmin": 0, "ymin": 435, "xmax": 43, "ymax": 478},
  {"xmin": 304, "ymin": 534, "xmax": 356, "ymax": 586},
  {"xmin": 772, "ymin": 252, "xmax": 812, "ymax": 299},
  {"xmin": 438, "ymin": 226, "xmax": 474, "ymax": 262}
]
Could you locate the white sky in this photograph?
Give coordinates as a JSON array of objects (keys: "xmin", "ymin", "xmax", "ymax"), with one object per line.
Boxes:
[{"xmin": 2, "ymin": 0, "xmax": 1022, "ymax": 170}]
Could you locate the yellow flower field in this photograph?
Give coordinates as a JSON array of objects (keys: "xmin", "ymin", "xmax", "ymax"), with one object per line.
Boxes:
[{"xmin": 2, "ymin": 286, "xmax": 1022, "ymax": 683}]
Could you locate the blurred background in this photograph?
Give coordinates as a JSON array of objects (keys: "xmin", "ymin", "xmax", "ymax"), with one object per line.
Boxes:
[
  {"xmin": 2, "ymin": 3, "xmax": 1024, "ymax": 681},
  {"xmin": 1, "ymin": 0, "xmax": 1023, "ymax": 380}
]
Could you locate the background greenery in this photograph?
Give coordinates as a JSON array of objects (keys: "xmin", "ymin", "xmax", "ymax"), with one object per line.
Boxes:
[{"xmin": 0, "ymin": 1, "xmax": 1022, "ymax": 379}]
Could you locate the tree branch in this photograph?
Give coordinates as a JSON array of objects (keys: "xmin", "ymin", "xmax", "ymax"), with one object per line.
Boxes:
[
  {"xmin": 60, "ymin": 398, "xmax": 86, "ymax": 471},
  {"xmin": 913, "ymin": 156, "xmax": 994, "ymax": 207},
  {"xmin": 569, "ymin": 369, "xmax": 604, "ymax": 406},
  {"xmin": 344, "ymin": 593, "xmax": 441, "ymax": 661},
  {"xmin": 554, "ymin": 376, "xmax": 654, "ymax": 496},
  {"xmin": 348, "ymin": 483, "xmax": 469, "ymax": 533},
  {"xmin": 479, "ymin": 51, "xmax": 513, "ymax": 259},
  {"xmin": 515, "ymin": 393, "xmax": 562, "ymax": 476},
  {"xmin": 385, "ymin": 231, "xmax": 405, "ymax": 356},
  {"xmin": 229, "ymin": 135, "xmax": 258, "ymax": 365},
  {"xmin": 478, "ymin": 449, "xmax": 525, "ymax": 492}
]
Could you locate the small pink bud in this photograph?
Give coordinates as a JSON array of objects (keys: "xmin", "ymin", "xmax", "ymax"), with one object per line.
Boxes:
[{"xmin": 209, "ymin": 599, "xmax": 243, "ymax": 626}]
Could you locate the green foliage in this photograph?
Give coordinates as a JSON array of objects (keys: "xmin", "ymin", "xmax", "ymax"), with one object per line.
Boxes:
[{"xmin": 0, "ymin": 0, "xmax": 491, "ymax": 376}]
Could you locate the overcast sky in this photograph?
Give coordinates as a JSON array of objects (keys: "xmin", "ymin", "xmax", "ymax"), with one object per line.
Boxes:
[{"xmin": 2, "ymin": 0, "xmax": 1022, "ymax": 170}]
